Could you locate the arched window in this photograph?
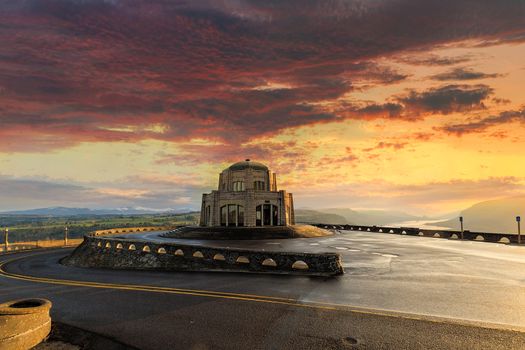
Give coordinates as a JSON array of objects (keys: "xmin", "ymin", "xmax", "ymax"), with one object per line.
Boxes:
[
  {"xmin": 256, "ymin": 204, "xmax": 278, "ymax": 226},
  {"xmin": 272, "ymin": 204, "xmax": 278, "ymax": 226},
  {"xmin": 232, "ymin": 181, "xmax": 245, "ymax": 191},
  {"xmin": 220, "ymin": 204, "xmax": 244, "ymax": 226},
  {"xmin": 206, "ymin": 205, "xmax": 211, "ymax": 226},
  {"xmin": 220, "ymin": 205, "xmax": 227, "ymax": 226},
  {"xmin": 238, "ymin": 205, "xmax": 244, "ymax": 226},
  {"xmin": 228, "ymin": 204, "xmax": 237, "ymax": 226},
  {"xmin": 256, "ymin": 205, "xmax": 262, "ymax": 226}
]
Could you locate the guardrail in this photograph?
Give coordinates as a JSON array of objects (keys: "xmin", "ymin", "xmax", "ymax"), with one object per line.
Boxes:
[
  {"xmin": 0, "ymin": 239, "xmax": 85, "ymax": 255},
  {"xmin": 313, "ymin": 224, "xmax": 521, "ymax": 244},
  {"xmin": 0, "ymin": 226, "xmax": 172, "ymax": 255},
  {"xmin": 63, "ymin": 233, "xmax": 344, "ymax": 276},
  {"xmin": 0, "ymin": 245, "xmax": 38, "ymax": 254},
  {"xmin": 91, "ymin": 226, "xmax": 173, "ymax": 236}
]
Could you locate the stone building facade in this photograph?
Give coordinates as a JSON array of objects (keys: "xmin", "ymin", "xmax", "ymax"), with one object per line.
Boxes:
[{"xmin": 199, "ymin": 160, "xmax": 295, "ymax": 227}]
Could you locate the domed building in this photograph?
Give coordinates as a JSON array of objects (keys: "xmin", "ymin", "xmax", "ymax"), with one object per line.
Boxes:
[{"xmin": 200, "ymin": 160, "xmax": 295, "ymax": 227}]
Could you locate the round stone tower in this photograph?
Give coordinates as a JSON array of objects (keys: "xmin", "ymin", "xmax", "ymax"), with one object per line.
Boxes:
[{"xmin": 200, "ymin": 160, "xmax": 295, "ymax": 227}]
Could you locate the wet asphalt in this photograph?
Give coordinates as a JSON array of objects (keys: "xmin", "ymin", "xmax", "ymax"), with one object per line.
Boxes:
[{"xmin": 1, "ymin": 230, "xmax": 524, "ymax": 349}]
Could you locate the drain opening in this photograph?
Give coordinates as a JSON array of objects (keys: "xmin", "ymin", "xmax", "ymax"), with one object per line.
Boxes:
[{"xmin": 344, "ymin": 336, "xmax": 359, "ymax": 345}]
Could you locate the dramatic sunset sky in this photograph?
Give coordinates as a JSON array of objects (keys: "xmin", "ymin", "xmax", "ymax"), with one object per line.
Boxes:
[{"xmin": 1, "ymin": 1, "xmax": 524, "ymax": 214}]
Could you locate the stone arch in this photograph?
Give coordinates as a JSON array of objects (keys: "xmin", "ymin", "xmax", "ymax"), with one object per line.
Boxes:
[
  {"xmin": 450, "ymin": 233, "xmax": 459, "ymax": 239},
  {"xmin": 475, "ymin": 235, "xmax": 485, "ymax": 241},
  {"xmin": 262, "ymin": 258, "xmax": 277, "ymax": 267},
  {"xmin": 418, "ymin": 232, "xmax": 424, "ymax": 236},
  {"xmin": 433, "ymin": 233, "xmax": 441, "ymax": 238},
  {"xmin": 292, "ymin": 260, "xmax": 309, "ymax": 270},
  {"xmin": 175, "ymin": 249, "xmax": 184, "ymax": 256},
  {"xmin": 105, "ymin": 242, "xmax": 111, "ymax": 248},
  {"xmin": 193, "ymin": 251, "xmax": 204, "ymax": 258},
  {"xmin": 236, "ymin": 256, "xmax": 250, "ymax": 264},
  {"xmin": 116, "ymin": 243, "xmax": 123, "ymax": 249},
  {"xmin": 213, "ymin": 253, "xmax": 225, "ymax": 261},
  {"xmin": 143, "ymin": 245, "xmax": 151, "ymax": 252},
  {"xmin": 499, "ymin": 237, "xmax": 510, "ymax": 244},
  {"xmin": 157, "ymin": 247, "xmax": 166, "ymax": 254},
  {"xmin": 128, "ymin": 244, "xmax": 136, "ymax": 250},
  {"xmin": 401, "ymin": 231, "xmax": 407, "ymax": 235},
  {"xmin": 97, "ymin": 242, "xmax": 102, "ymax": 247}
]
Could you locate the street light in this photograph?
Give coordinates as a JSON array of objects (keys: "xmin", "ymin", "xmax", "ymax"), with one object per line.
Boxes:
[
  {"xmin": 64, "ymin": 225, "xmax": 69, "ymax": 246},
  {"xmin": 4, "ymin": 227, "xmax": 8, "ymax": 252},
  {"xmin": 459, "ymin": 216, "xmax": 464, "ymax": 240},
  {"xmin": 517, "ymin": 216, "xmax": 521, "ymax": 245}
]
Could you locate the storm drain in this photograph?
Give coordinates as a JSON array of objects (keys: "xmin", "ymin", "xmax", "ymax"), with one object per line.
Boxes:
[{"xmin": 343, "ymin": 336, "xmax": 359, "ymax": 345}]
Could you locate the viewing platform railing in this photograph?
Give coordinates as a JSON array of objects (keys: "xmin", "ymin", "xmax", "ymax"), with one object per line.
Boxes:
[{"xmin": 312, "ymin": 223, "xmax": 521, "ymax": 244}]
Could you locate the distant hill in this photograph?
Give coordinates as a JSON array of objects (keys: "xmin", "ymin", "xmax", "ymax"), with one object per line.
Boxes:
[
  {"xmin": 295, "ymin": 208, "xmax": 424, "ymax": 225},
  {"xmin": 294, "ymin": 209, "xmax": 347, "ymax": 224},
  {"xmin": 433, "ymin": 196, "xmax": 525, "ymax": 233},
  {"xmin": 318, "ymin": 208, "xmax": 422, "ymax": 226},
  {"xmin": 1, "ymin": 206, "xmax": 195, "ymax": 216}
]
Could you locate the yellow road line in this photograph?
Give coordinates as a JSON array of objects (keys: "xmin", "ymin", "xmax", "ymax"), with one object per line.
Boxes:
[{"xmin": 0, "ymin": 255, "xmax": 301, "ymax": 303}]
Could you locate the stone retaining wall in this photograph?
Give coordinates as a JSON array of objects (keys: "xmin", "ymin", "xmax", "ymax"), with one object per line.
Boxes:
[
  {"xmin": 63, "ymin": 235, "xmax": 344, "ymax": 276},
  {"xmin": 315, "ymin": 224, "xmax": 521, "ymax": 244}
]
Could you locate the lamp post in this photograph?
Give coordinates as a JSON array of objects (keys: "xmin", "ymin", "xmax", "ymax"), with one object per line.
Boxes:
[
  {"xmin": 64, "ymin": 225, "xmax": 69, "ymax": 246},
  {"xmin": 459, "ymin": 216, "xmax": 464, "ymax": 240},
  {"xmin": 4, "ymin": 227, "xmax": 8, "ymax": 252},
  {"xmin": 517, "ymin": 216, "xmax": 521, "ymax": 245}
]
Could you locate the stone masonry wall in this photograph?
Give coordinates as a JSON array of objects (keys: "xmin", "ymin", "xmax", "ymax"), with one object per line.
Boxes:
[
  {"xmin": 314, "ymin": 223, "xmax": 522, "ymax": 244},
  {"xmin": 63, "ymin": 235, "xmax": 344, "ymax": 277}
]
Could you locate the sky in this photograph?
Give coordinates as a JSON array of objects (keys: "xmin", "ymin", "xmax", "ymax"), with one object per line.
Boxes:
[{"xmin": 0, "ymin": 0, "xmax": 524, "ymax": 215}]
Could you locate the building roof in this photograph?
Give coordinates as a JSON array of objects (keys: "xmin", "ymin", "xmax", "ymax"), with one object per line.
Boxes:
[{"xmin": 228, "ymin": 159, "xmax": 268, "ymax": 171}]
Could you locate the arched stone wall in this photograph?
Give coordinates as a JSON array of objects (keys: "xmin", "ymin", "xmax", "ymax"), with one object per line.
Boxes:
[
  {"xmin": 313, "ymin": 224, "xmax": 521, "ymax": 245},
  {"xmin": 63, "ymin": 235, "xmax": 344, "ymax": 277}
]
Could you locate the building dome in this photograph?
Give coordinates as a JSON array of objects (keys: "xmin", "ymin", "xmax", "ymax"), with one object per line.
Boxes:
[{"xmin": 228, "ymin": 159, "xmax": 268, "ymax": 171}]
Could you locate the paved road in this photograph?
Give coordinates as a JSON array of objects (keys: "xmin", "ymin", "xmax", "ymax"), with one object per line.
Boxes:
[
  {"xmin": 1, "ymin": 230, "xmax": 524, "ymax": 349},
  {"xmin": 122, "ymin": 229, "xmax": 525, "ymax": 327}
]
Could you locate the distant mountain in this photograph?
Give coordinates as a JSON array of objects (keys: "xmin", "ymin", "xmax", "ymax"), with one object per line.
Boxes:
[
  {"xmin": 318, "ymin": 208, "xmax": 422, "ymax": 226},
  {"xmin": 433, "ymin": 196, "xmax": 525, "ymax": 233},
  {"xmin": 0, "ymin": 206, "xmax": 195, "ymax": 216},
  {"xmin": 294, "ymin": 209, "xmax": 347, "ymax": 224},
  {"xmin": 295, "ymin": 208, "xmax": 424, "ymax": 225}
]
